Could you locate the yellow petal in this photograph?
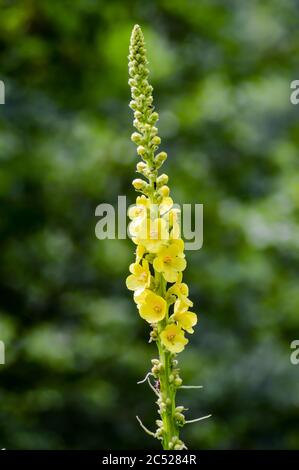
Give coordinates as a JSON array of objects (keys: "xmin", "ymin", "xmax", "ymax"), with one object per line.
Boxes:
[{"xmin": 160, "ymin": 324, "xmax": 188, "ymax": 353}]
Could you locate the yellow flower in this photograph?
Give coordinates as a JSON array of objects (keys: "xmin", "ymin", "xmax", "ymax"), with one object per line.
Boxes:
[
  {"xmin": 135, "ymin": 244, "xmax": 146, "ymax": 262},
  {"xmin": 159, "ymin": 196, "xmax": 173, "ymax": 215},
  {"xmin": 126, "ymin": 259, "xmax": 151, "ymax": 292},
  {"xmin": 128, "ymin": 195, "xmax": 149, "ymax": 220},
  {"xmin": 168, "ymin": 273, "xmax": 193, "ymax": 307},
  {"xmin": 169, "ymin": 238, "xmax": 185, "ymax": 255},
  {"xmin": 138, "ymin": 290, "xmax": 167, "ymax": 323},
  {"xmin": 134, "ymin": 217, "xmax": 169, "ymax": 253},
  {"xmin": 172, "ymin": 298, "xmax": 197, "ymax": 334},
  {"xmin": 160, "ymin": 324, "xmax": 188, "ymax": 353},
  {"xmin": 133, "ymin": 287, "xmax": 148, "ymax": 306},
  {"xmin": 153, "ymin": 244, "xmax": 186, "ymax": 283}
]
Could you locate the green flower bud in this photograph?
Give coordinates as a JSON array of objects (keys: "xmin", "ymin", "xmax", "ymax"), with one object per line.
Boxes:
[
  {"xmin": 157, "ymin": 174, "xmax": 169, "ymax": 187},
  {"xmin": 131, "ymin": 132, "xmax": 142, "ymax": 144},
  {"xmin": 155, "ymin": 151, "xmax": 167, "ymax": 168},
  {"xmin": 136, "ymin": 161, "xmax": 148, "ymax": 174},
  {"xmin": 151, "ymin": 358, "xmax": 160, "ymax": 365},
  {"xmin": 132, "ymin": 178, "xmax": 146, "ymax": 191},
  {"xmin": 174, "ymin": 377, "xmax": 182, "ymax": 387},
  {"xmin": 137, "ymin": 145, "xmax": 146, "ymax": 156},
  {"xmin": 149, "ymin": 112, "xmax": 159, "ymax": 124},
  {"xmin": 159, "ymin": 185, "xmax": 170, "ymax": 197},
  {"xmin": 175, "ymin": 406, "xmax": 185, "ymax": 413},
  {"xmin": 152, "ymin": 135, "xmax": 161, "ymax": 146}
]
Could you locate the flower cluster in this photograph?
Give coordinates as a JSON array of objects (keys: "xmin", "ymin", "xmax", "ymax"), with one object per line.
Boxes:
[
  {"xmin": 126, "ymin": 25, "xmax": 205, "ymax": 450},
  {"xmin": 127, "ymin": 25, "xmax": 197, "ymax": 356}
]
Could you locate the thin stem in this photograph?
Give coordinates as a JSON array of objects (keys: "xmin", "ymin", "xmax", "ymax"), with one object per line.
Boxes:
[{"xmin": 156, "ymin": 274, "xmax": 179, "ymax": 450}]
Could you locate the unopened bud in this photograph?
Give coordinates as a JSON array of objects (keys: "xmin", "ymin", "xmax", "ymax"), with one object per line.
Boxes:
[
  {"xmin": 137, "ymin": 145, "xmax": 146, "ymax": 156},
  {"xmin": 152, "ymin": 136, "xmax": 161, "ymax": 146},
  {"xmin": 151, "ymin": 359, "xmax": 160, "ymax": 365},
  {"xmin": 157, "ymin": 174, "xmax": 169, "ymax": 187},
  {"xmin": 132, "ymin": 178, "xmax": 146, "ymax": 191},
  {"xmin": 136, "ymin": 161, "xmax": 147, "ymax": 174},
  {"xmin": 149, "ymin": 112, "xmax": 159, "ymax": 124},
  {"xmin": 174, "ymin": 377, "xmax": 182, "ymax": 387},
  {"xmin": 128, "ymin": 78, "xmax": 136, "ymax": 87},
  {"xmin": 131, "ymin": 132, "xmax": 142, "ymax": 144},
  {"xmin": 159, "ymin": 185, "xmax": 170, "ymax": 197},
  {"xmin": 155, "ymin": 151, "xmax": 167, "ymax": 168},
  {"xmin": 175, "ymin": 406, "xmax": 185, "ymax": 413}
]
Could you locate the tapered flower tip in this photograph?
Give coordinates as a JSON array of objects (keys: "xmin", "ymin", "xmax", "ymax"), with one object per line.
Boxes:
[{"xmin": 131, "ymin": 24, "xmax": 144, "ymax": 42}]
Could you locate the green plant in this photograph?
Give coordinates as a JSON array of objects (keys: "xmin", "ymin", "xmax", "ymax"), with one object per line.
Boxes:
[{"xmin": 126, "ymin": 24, "xmax": 210, "ymax": 450}]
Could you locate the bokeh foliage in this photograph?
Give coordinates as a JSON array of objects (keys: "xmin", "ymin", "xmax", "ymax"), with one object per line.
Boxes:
[{"xmin": 0, "ymin": 0, "xmax": 299, "ymax": 449}]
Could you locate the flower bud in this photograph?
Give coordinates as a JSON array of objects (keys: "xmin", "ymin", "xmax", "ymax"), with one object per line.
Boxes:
[
  {"xmin": 151, "ymin": 358, "xmax": 160, "ymax": 365},
  {"xmin": 136, "ymin": 161, "xmax": 147, "ymax": 174},
  {"xmin": 174, "ymin": 377, "xmax": 182, "ymax": 387},
  {"xmin": 128, "ymin": 78, "xmax": 136, "ymax": 87},
  {"xmin": 149, "ymin": 112, "xmax": 159, "ymax": 124},
  {"xmin": 151, "ymin": 365, "xmax": 159, "ymax": 376},
  {"xmin": 159, "ymin": 185, "xmax": 170, "ymax": 197},
  {"xmin": 131, "ymin": 132, "xmax": 142, "ymax": 144},
  {"xmin": 132, "ymin": 178, "xmax": 146, "ymax": 191},
  {"xmin": 175, "ymin": 406, "xmax": 185, "ymax": 413},
  {"xmin": 157, "ymin": 174, "xmax": 168, "ymax": 187},
  {"xmin": 155, "ymin": 151, "xmax": 167, "ymax": 168},
  {"xmin": 137, "ymin": 145, "xmax": 146, "ymax": 156},
  {"xmin": 152, "ymin": 136, "xmax": 161, "ymax": 146}
]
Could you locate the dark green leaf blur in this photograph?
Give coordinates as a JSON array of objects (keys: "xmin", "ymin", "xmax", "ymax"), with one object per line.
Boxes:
[{"xmin": 0, "ymin": 0, "xmax": 299, "ymax": 450}]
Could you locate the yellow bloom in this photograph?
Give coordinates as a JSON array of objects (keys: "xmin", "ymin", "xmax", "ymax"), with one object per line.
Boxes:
[
  {"xmin": 169, "ymin": 238, "xmax": 185, "ymax": 255},
  {"xmin": 172, "ymin": 298, "xmax": 197, "ymax": 334},
  {"xmin": 126, "ymin": 259, "xmax": 151, "ymax": 292},
  {"xmin": 160, "ymin": 324, "xmax": 188, "ymax": 353},
  {"xmin": 168, "ymin": 273, "xmax": 193, "ymax": 307},
  {"xmin": 138, "ymin": 290, "xmax": 167, "ymax": 323},
  {"xmin": 134, "ymin": 217, "xmax": 169, "ymax": 253},
  {"xmin": 135, "ymin": 244, "xmax": 146, "ymax": 262},
  {"xmin": 159, "ymin": 196, "xmax": 173, "ymax": 215},
  {"xmin": 128, "ymin": 195, "xmax": 149, "ymax": 220},
  {"xmin": 133, "ymin": 287, "xmax": 148, "ymax": 306},
  {"xmin": 153, "ymin": 244, "xmax": 186, "ymax": 283},
  {"xmin": 164, "ymin": 207, "xmax": 181, "ymax": 239}
]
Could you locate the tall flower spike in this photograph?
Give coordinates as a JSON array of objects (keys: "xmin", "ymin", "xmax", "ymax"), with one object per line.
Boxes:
[{"xmin": 127, "ymin": 25, "xmax": 210, "ymax": 450}]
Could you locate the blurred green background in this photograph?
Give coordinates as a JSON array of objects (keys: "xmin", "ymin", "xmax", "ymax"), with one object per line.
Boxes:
[{"xmin": 1, "ymin": 0, "xmax": 299, "ymax": 450}]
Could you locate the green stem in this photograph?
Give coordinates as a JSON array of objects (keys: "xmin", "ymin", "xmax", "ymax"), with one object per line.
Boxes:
[{"xmin": 156, "ymin": 275, "xmax": 179, "ymax": 450}]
